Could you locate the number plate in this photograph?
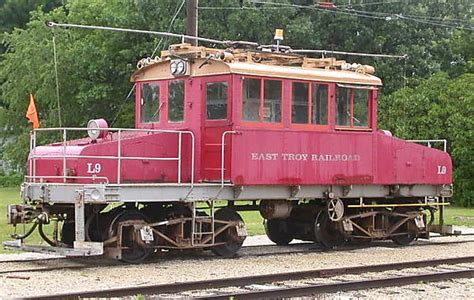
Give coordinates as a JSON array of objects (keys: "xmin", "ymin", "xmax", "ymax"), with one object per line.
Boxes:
[
  {"xmin": 236, "ymin": 222, "xmax": 248, "ymax": 237},
  {"xmin": 139, "ymin": 226, "xmax": 154, "ymax": 242},
  {"xmin": 414, "ymin": 216, "xmax": 425, "ymax": 229}
]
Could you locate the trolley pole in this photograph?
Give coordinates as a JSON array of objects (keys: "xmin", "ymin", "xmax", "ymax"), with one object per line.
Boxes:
[{"xmin": 186, "ymin": 0, "xmax": 198, "ymax": 46}]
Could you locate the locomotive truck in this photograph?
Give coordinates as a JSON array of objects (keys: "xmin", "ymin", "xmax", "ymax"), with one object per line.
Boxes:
[{"xmin": 4, "ymin": 38, "xmax": 453, "ymax": 262}]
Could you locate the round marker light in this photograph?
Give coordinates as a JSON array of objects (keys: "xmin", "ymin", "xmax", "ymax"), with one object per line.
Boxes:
[
  {"xmin": 170, "ymin": 61, "xmax": 178, "ymax": 74},
  {"xmin": 177, "ymin": 60, "xmax": 185, "ymax": 74},
  {"xmin": 87, "ymin": 119, "xmax": 108, "ymax": 140}
]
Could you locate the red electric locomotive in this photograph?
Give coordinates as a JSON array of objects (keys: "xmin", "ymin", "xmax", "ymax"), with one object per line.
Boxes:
[{"xmin": 5, "ymin": 35, "xmax": 453, "ymax": 262}]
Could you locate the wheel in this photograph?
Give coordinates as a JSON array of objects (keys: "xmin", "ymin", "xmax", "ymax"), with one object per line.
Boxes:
[
  {"xmin": 390, "ymin": 218, "xmax": 417, "ymax": 246},
  {"xmin": 391, "ymin": 233, "xmax": 416, "ymax": 245},
  {"xmin": 211, "ymin": 208, "xmax": 246, "ymax": 257},
  {"xmin": 61, "ymin": 221, "xmax": 75, "ymax": 246},
  {"xmin": 108, "ymin": 210, "xmax": 153, "ymax": 263},
  {"xmin": 264, "ymin": 219, "xmax": 293, "ymax": 245},
  {"xmin": 390, "ymin": 209, "xmax": 418, "ymax": 246},
  {"xmin": 314, "ymin": 210, "xmax": 346, "ymax": 249}
]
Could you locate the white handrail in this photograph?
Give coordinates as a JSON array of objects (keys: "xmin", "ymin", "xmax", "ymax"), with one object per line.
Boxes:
[
  {"xmin": 29, "ymin": 127, "xmax": 195, "ymax": 185},
  {"xmin": 221, "ymin": 131, "xmax": 238, "ymax": 187},
  {"xmin": 408, "ymin": 139, "xmax": 447, "ymax": 152},
  {"xmin": 25, "ymin": 175, "xmax": 109, "ymax": 184}
]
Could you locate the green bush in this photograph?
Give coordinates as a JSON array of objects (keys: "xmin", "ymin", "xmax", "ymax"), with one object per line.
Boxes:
[{"xmin": 0, "ymin": 174, "xmax": 23, "ymax": 187}]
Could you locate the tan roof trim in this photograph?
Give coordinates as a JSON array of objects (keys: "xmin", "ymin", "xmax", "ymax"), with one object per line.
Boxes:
[
  {"xmin": 227, "ymin": 62, "xmax": 382, "ymax": 86},
  {"xmin": 131, "ymin": 59, "xmax": 382, "ymax": 86}
]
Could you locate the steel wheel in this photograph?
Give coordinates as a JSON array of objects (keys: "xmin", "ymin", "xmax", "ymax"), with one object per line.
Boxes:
[
  {"xmin": 264, "ymin": 219, "xmax": 293, "ymax": 245},
  {"xmin": 108, "ymin": 210, "xmax": 153, "ymax": 263},
  {"xmin": 211, "ymin": 208, "xmax": 246, "ymax": 257},
  {"xmin": 390, "ymin": 209, "xmax": 418, "ymax": 246},
  {"xmin": 390, "ymin": 218, "xmax": 417, "ymax": 246},
  {"xmin": 314, "ymin": 210, "xmax": 346, "ymax": 249}
]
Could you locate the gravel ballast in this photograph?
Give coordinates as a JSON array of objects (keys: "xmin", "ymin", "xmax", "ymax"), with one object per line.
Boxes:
[{"xmin": 0, "ymin": 232, "xmax": 473, "ymax": 298}]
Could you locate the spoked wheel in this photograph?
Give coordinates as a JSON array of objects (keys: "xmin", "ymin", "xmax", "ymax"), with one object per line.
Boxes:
[
  {"xmin": 108, "ymin": 210, "xmax": 153, "ymax": 263},
  {"xmin": 327, "ymin": 198, "xmax": 344, "ymax": 222},
  {"xmin": 264, "ymin": 219, "xmax": 293, "ymax": 245},
  {"xmin": 314, "ymin": 210, "xmax": 346, "ymax": 249},
  {"xmin": 211, "ymin": 208, "xmax": 246, "ymax": 258}
]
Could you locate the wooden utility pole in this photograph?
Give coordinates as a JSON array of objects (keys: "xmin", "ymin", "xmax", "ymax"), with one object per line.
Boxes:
[{"xmin": 186, "ymin": 0, "xmax": 198, "ymax": 46}]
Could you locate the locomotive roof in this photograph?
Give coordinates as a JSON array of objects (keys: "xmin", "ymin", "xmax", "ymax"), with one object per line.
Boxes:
[{"xmin": 131, "ymin": 44, "xmax": 382, "ymax": 86}]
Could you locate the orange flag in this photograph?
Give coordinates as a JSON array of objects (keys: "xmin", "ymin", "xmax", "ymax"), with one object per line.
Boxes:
[{"xmin": 26, "ymin": 94, "xmax": 40, "ymax": 129}]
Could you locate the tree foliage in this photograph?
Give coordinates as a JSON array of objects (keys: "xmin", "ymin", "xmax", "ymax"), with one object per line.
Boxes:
[{"xmin": 0, "ymin": 0, "xmax": 472, "ymax": 205}]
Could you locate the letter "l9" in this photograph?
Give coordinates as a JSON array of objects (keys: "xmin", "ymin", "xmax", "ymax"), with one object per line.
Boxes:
[{"xmin": 87, "ymin": 163, "xmax": 102, "ymax": 174}]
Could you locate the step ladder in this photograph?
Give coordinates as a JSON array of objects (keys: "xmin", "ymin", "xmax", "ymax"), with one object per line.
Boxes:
[{"xmin": 191, "ymin": 201, "xmax": 215, "ymax": 246}]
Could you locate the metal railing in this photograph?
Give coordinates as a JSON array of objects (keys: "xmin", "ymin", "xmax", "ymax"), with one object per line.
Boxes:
[
  {"xmin": 28, "ymin": 127, "xmax": 195, "ymax": 185},
  {"xmin": 220, "ymin": 131, "xmax": 238, "ymax": 187},
  {"xmin": 408, "ymin": 139, "xmax": 447, "ymax": 152}
]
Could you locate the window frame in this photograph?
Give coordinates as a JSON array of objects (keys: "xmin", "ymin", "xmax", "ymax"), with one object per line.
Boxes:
[
  {"xmin": 241, "ymin": 76, "xmax": 284, "ymax": 128},
  {"xmin": 202, "ymin": 75, "xmax": 232, "ymax": 126},
  {"xmin": 290, "ymin": 80, "xmax": 330, "ymax": 130},
  {"xmin": 139, "ymin": 81, "xmax": 161, "ymax": 124},
  {"xmin": 167, "ymin": 79, "xmax": 186, "ymax": 123},
  {"xmin": 136, "ymin": 80, "xmax": 163, "ymax": 128},
  {"xmin": 335, "ymin": 85, "xmax": 374, "ymax": 131}
]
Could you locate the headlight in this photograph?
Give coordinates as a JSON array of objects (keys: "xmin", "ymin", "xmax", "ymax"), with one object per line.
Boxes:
[
  {"xmin": 87, "ymin": 119, "xmax": 108, "ymax": 140},
  {"xmin": 170, "ymin": 59, "xmax": 188, "ymax": 76}
]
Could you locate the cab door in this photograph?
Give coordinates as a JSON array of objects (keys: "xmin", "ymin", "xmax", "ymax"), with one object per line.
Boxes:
[{"xmin": 201, "ymin": 76, "xmax": 232, "ymax": 182}]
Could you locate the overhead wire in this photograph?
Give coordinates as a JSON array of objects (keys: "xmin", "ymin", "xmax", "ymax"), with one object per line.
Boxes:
[
  {"xmin": 246, "ymin": 1, "xmax": 474, "ymax": 31},
  {"xmin": 338, "ymin": 1, "xmax": 403, "ymax": 8},
  {"xmin": 336, "ymin": 6, "xmax": 473, "ymax": 27}
]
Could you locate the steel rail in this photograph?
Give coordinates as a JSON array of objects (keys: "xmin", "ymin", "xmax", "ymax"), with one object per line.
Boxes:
[
  {"xmin": 22, "ymin": 256, "xmax": 474, "ymax": 299},
  {"xmin": 205, "ymin": 269, "xmax": 474, "ymax": 299}
]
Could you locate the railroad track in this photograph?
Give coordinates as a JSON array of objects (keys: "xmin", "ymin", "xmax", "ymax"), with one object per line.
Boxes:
[
  {"xmin": 1, "ymin": 233, "xmax": 471, "ymax": 264},
  {"xmin": 21, "ymin": 256, "xmax": 474, "ymax": 299},
  {"xmin": 1, "ymin": 238, "xmax": 473, "ymax": 275}
]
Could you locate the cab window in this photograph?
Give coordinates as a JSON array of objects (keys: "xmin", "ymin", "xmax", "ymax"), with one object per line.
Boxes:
[
  {"xmin": 206, "ymin": 82, "xmax": 228, "ymax": 120},
  {"xmin": 292, "ymin": 82, "xmax": 309, "ymax": 124},
  {"xmin": 336, "ymin": 86, "xmax": 370, "ymax": 128},
  {"xmin": 243, "ymin": 78, "xmax": 261, "ymax": 121},
  {"xmin": 264, "ymin": 80, "xmax": 282, "ymax": 122},
  {"xmin": 168, "ymin": 80, "xmax": 185, "ymax": 122},
  {"xmin": 242, "ymin": 78, "xmax": 282, "ymax": 123},
  {"xmin": 141, "ymin": 82, "xmax": 160, "ymax": 123},
  {"xmin": 312, "ymin": 83, "xmax": 328, "ymax": 125},
  {"xmin": 292, "ymin": 82, "xmax": 329, "ymax": 125}
]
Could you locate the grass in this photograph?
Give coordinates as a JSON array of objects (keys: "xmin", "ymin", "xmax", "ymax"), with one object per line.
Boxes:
[
  {"xmin": 240, "ymin": 210, "xmax": 265, "ymax": 236},
  {"xmin": 435, "ymin": 206, "xmax": 474, "ymax": 227},
  {"xmin": 0, "ymin": 187, "xmax": 56, "ymax": 253},
  {"xmin": 0, "ymin": 186, "xmax": 473, "ymax": 254},
  {"xmin": 0, "ymin": 187, "xmax": 21, "ymax": 253}
]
